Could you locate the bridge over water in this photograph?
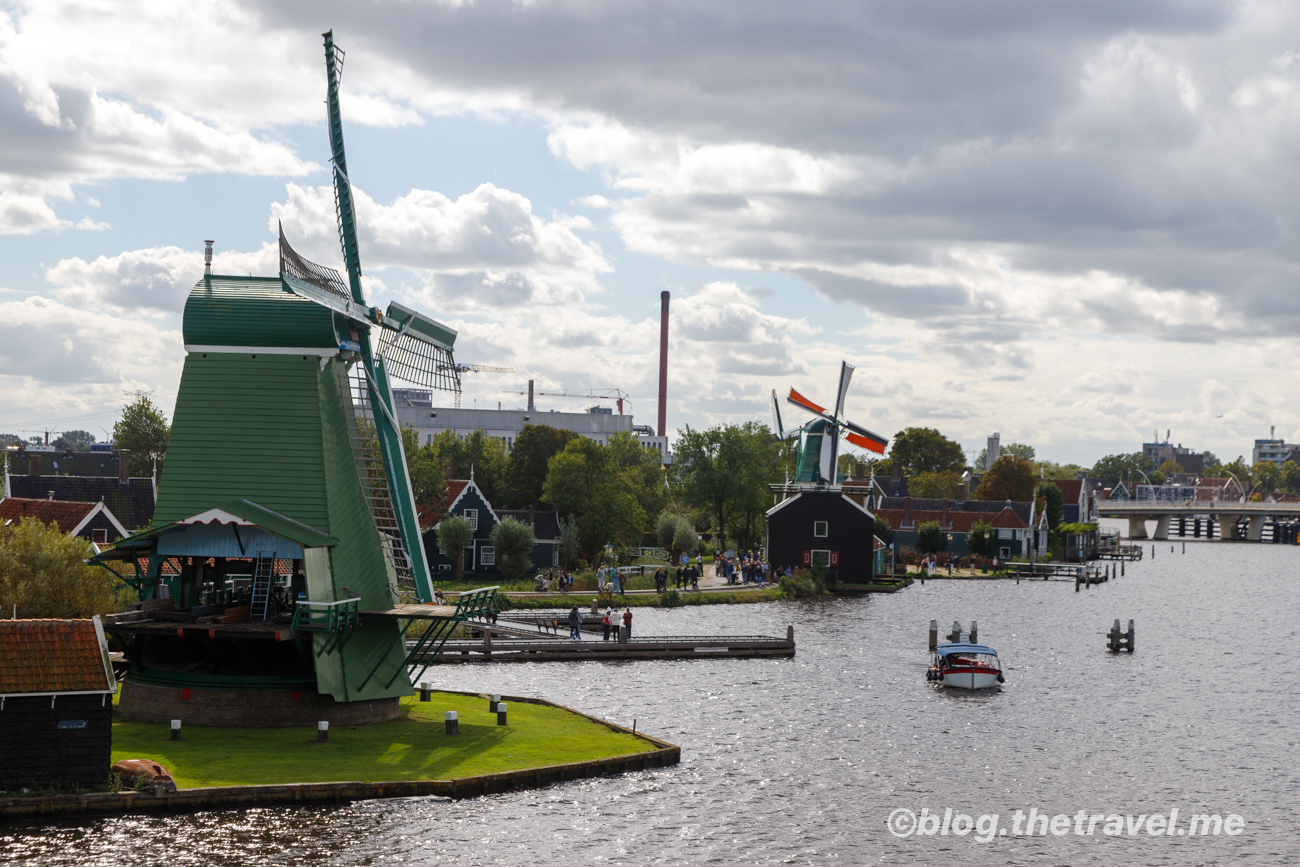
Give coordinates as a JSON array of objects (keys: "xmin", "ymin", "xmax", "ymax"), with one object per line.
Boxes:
[{"xmin": 1098, "ymin": 500, "xmax": 1300, "ymax": 541}]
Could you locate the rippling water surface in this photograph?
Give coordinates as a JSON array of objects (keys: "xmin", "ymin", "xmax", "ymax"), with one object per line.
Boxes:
[{"xmin": 5, "ymin": 540, "xmax": 1297, "ymax": 865}]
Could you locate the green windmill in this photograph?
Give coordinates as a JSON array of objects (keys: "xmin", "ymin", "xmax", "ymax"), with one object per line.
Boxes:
[{"xmin": 94, "ymin": 31, "xmax": 495, "ymax": 726}]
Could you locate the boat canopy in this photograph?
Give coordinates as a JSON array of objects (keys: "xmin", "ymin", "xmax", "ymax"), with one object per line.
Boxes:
[{"xmin": 933, "ymin": 643, "xmax": 998, "ymax": 657}]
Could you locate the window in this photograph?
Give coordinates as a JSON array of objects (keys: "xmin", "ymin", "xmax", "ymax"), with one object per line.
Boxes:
[
  {"xmin": 552, "ymin": 547, "xmax": 559, "ymax": 566},
  {"xmin": 91, "ymin": 528, "xmax": 108, "ymax": 544},
  {"xmin": 480, "ymin": 546, "xmax": 496, "ymax": 566},
  {"xmin": 811, "ymin": 550, "xmax": 831, "ymax": 568},
  {"xmin": 813, "ymin": 521, "xmax": 828, "ymax": 538},
  {"xmin": 464, "ymin": 509, "xmax": 478, "ymax": 530}
]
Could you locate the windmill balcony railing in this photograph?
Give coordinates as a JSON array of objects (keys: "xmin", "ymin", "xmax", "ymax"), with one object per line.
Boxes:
[{"xmin": 290, "ymin": 597, "xmax": 362, "ymax": 634}]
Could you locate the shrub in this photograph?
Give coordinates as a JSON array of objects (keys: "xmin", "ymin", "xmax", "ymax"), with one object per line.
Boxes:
[
  {"xmin": 0, "ymin": 518, "xmax": 127, "ymax": 618},
  {"xmin": 659, "ymin": 588, "xmax": 684, "ymax": 608}
]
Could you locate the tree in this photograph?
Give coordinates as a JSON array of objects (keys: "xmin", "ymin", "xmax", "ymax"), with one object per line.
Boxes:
[
  {"xmin": 1201, "ymin": 451, "xmax": 1222, "ymax": 474},
  {"xmin": 915, "ymin": 520, "xmax": 946, "ymax": 555},
  {"xmin": 1003, "ymin": 443, "xmax": 1036, "ymax": 461},
  {"xmin": 113, "ymin": 395, "xmax": 169, "ymax": 476},
  {"xmin": 1219, "ymin": 457, "xmax": 1252, "ymax": 493},
  {"xmin": 1280, "ymin": 460, "xmax": 1300, "ymax": 495},
  {"xmin": 0, "ymin": 518, "xmax": 125, "ymax": 618},
  {"xmin": 498, "ymin": 424, "xmax": 576, "ymax": 509},
  {"xmin": 489, "ymin": 517, "xmax": 537, "ymax": 582},
  {"xmin": 889, "ymin": 427, "xmax": 966, "ymax": 477},
  {"xmin": 1158, "ymin": 459, "xmax": 1185, "ymax": 477},
  {"xmin": 655, "ymin": 511, "xmax": 696, "ymax": 560},
  {"xmin": 402, "ymin": 424, "xmax": 451, "ymax": 528},
  {"xmin": 52, "ymin": 430, "xmax": 95, "ymax": 451},
  {"xmin": 1090, "ymin": 453, "xmax": 1153, "ymax": 486},
  {"xmin": 1252, "ymin": 461, "xmax": 1281, "ymax": 499},
  {"xmin": 1035, "ymin": 481, "xmax": 1065, "ymax": 529},
  {"xmin": 556, "ymin": 514, "xmax": 581, "ymax": 570},
  {"xmin": 909, "ymin": 470, "xmax": 962, "ymax": 500},
  {"xmin": 436, "ymin": 515, "xmax": 474, "ymax": 582},
  {"xmin": 543, "ymin": 438, "xmax": 645, "ymax": 560},
  {"xmin": 966, "ymin": 520, "xmax": 994, "ymax": 558},
  {"xmin": 606, "ymin": 429, "xmax": 667, "ymax": 523},
  {"xmin": 976, "ymin": 455, "xmax": 1036, "ymax": 502},
  {"xmin": 674, "ymin": 422, "xmax": 783, "ymax": 554},
  {"xmin": 1034, "ymin": 460, "xmax": 1086, "ymax": 479},
  {"xmin": 874, "ymin": 514, "xmax": 892, "ymax": 547}
]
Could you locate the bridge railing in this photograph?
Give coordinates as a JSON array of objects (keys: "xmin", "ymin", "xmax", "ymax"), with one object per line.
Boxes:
[{"xmin": 1100, "ymin": 500, "xmax": 1296, "ymax": 512}]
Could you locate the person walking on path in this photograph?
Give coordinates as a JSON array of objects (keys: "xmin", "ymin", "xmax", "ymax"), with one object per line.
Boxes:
[
  {"xmin": 568, "ymin": 605, "xmax": 583, "ymax": 640},
  {"xmin": 602, "ymin": 607, "xmax": 613, "ymax": 641},
  {"xmin": 622, "ymin": 607, "xmax": 633, "ymax": 639}
]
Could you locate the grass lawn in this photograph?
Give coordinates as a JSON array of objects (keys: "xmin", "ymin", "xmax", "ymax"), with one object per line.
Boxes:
[{"xmin": 110, "ymin": 692, "xmax": 651, "ymax": 789}]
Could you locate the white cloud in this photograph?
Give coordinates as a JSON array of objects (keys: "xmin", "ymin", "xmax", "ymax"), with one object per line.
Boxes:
[{"xmin": 272, "ymin": 182, "xmax": 611, "ymax": 311}]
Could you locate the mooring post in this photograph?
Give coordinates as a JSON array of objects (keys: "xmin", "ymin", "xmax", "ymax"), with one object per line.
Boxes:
[
  {"xmin": 445, "ymin": 710, "xmax": 459, "ymax": 735},
  {"xmin": 1152, "ymin": 544, "xmax": 1155, "ymax": 558},
  {"xmin": 170, "ymin": 719, "xmax": 181, "ymax": 741},
  {"xmin": 787, "ymin": 624, "xmax": 795, "ymax": 644},
  {"xmin": 489, "ymin": 693, "xmax": 501, "ymax": 713},
  {"xmin": 497, "ymin": 702, "xmax": 508, "ymax": 726},
  {"xmin": 1182, "ymin": 542, "xmax": 1186, "ymax": 554},
  {"xmin": 948, "ymin": 620, "xmax": 962, "ymax": 643},
  {"xmin": 419, "ymin": 682, "xmax": 432, "ymax": 702},
  {"xmin": 483, "ymin": 625, "xmax": 492, "ymax": 657},
  {"xmin": 317, "ymin": 720, "xmax": 329, "ymax": 743},
  {"xmin": 969, "ymin": 621, "xmax": 978, "ymax": 644},
  {"xmin": 591, "ymin": 598, "xmax": 599, "ymax": 614},
  {"xmin": 1108, "ymin": 619, "xmax": 1121, "ymax": 652},
  {"xmin": 1126, "ymin": 619, "xmax": 1135, "ymax": 653},
  {"xmin": 929, "ymin": 619, "xmax": 938, "ymax": 650},
  {"xmin": 1121, "ymin": 561, "xmax": 1125, "ymax": 576}
]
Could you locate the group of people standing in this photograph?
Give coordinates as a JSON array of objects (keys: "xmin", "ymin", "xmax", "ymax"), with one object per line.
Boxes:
[
  {"xmin": 715, "ymin": 551, "xmax": 786, "ymax": 587},
  {"xmin": 653, "ymin": 562, "xmax": 701, "ymax": 592},
  {"xmin": 565, "ymin": 604, "xmax": 632, "ymax": 640},
  {"xmin": 536, "ymin": 569, "xmax": 575, "ymax": 592}
]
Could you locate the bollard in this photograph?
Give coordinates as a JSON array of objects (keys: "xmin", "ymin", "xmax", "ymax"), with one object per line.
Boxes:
[
  {"xmin": 445, "ymin": 710, "xmax": 459, "ymax": 735},
  {"xmin": 928, "ymin": 619, "xmax": 938, "ymax": 650},
  {"xmin": 1182, "ymin": 542, "xmax": 1186, "ymax": 554},
  {"xmin": 419, "ymin": 682, "xmax": 432, "ymax": 702},
  {"xmin": 787, "ymin": 624, "xmax": 794, "ymax": 644},
  {"xmin": 591, "ymin": 598, "xmax": 599, "ymax": 614},
  {"xmin": 948, "ymin": 620, "xmax": 962, "ymax": 643},
  {"xmin": 497, "ymin": 702, "xmax": 508, "ymax": 726},
  {"xmin": 1108, "ymin": 619, "xmax": 1122, "ymax": 652},
  {"xmin": 618, "ymin": 625, "xmax": 629, "ymax": 644},
  {"xmin": 170, "ymin": 719, "xmax": 181, "ymax": 741},
  {"xmin": 1126, "ymin": 619, "xmax": 1135, "ymax": 653},
  {"xmin": 969, "ymin": 621, "xmax": 978, "ymax": 644},
  {"xmin": 489, "ymin": 693, "xmax": 501, "ymax": 713},
  {"xmin": 317, "ymin": 720, "xmax": 329, "ymax": 743}
]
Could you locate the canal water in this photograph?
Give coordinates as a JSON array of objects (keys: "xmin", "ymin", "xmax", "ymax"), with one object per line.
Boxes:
[{"xmin": 5, "ymin": 540, "xmax": 1296, "ymax": 865}]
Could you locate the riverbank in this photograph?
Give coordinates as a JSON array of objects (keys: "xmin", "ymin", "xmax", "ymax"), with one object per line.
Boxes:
[{"xmin": 0, "ymin": 691, "xmax": 677, "ymax": 819}]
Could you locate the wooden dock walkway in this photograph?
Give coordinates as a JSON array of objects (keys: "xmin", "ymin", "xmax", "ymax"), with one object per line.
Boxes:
[{"xmin": 409, "ymin": 628, "xmax": 796, "ymax": 663}]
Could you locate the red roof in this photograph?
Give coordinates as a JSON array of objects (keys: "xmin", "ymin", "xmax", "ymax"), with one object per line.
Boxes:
[
  {"xmin": 0, "ymin": 619, "xmax": 114, "ymax": 695},
  {"xmin": 1047, "ymin": 479, "xmax": 1083, "ymax": 502},
  {"xmin": 874, "ymin": 506, "xmax": 1029, "ymax": 533},
  {"xmin": 0, "ymin": 497, "xmax": 96, "ymax": 533}
]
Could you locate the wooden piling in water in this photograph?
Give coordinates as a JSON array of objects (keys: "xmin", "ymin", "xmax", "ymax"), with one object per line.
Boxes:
[
  {"xmin": 947, "ymin": 620, "xmax": 962, "ymax": 643},
  {"xmin": 928, "ymin": 619, "xmax": 938, "ymax": 650}
]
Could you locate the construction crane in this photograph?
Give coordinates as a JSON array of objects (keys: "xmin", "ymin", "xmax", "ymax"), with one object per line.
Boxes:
[
  {"xmin": 503, "ymin": 388, "xmax": 630, "ymax": 415},
  {"xmin": 453, "ymin": 364, "xmax": 514, "ymax": 409}
]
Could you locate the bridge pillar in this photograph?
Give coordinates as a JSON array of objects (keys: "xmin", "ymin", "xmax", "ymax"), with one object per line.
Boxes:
[
  {"xmin": 1246, "ymin": 516, "xmax": 1267, "ymax": 542},
  {"xmin": 1193, "ymin": 518, "xmax": 1201, "ymax": 538},
  {"xmin": 1127, "ymin": 516, "xmax": 1149, "ymax": 539},
  {"xmin": 1217, "ymin": 514, "xmax": 1239, "ymax": 541},
  {"xmin": 1152, "ymin": 515, "xmax": 1171, "ymax": 541}
]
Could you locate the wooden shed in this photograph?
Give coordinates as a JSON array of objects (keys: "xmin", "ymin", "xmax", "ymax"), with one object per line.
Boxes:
[
  {"xmin": 0, "ymin": 617, "xmax": 117, "ymax": 791},
  {"xmin": 766, "ymin": 489, "xmax": 876, "ymax": 587}
]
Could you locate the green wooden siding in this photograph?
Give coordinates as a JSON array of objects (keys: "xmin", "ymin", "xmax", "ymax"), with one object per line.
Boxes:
[
  {"xmin": 154, "ymin": 354, "xmax": 332, "ymax": 531},
  {"xmin": 184, "ymin": 276, "xmax": 339, "ymax": 348}
]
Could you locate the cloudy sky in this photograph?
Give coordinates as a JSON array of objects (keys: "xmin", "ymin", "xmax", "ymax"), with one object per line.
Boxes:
[{"xmin": 2, "ymin": 0, "xmax": 1298, "ymax": 466}]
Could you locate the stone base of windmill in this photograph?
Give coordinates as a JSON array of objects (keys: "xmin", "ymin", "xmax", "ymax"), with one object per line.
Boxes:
[{"xmin": 117, "ymin": 680, "xmax": 402, "ymax": 728}]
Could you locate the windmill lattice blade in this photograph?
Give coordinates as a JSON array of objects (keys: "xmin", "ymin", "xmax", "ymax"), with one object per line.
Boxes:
[
  {"xmin": 846, "ymin": 431, "xmax": 888, "ymax": 455},
  {"xmin": 833, "ymin": 361, "xmax": 855, "ymax": 419},
  {"xmin": 376, "ymin": 330, "xmax": 462, "ymax": 394},
  {"xmin": 787, "ymin": 388, "xmax": 827, "ymax": 416},
  {"xmin": 771, "ymin": 389, "xmax": 786, "ymax": 439}
]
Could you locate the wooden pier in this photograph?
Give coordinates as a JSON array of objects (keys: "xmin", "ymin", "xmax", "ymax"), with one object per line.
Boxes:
[{"xmin": 410, "ymin": 627, "xmax": 796, "ymax": 663}]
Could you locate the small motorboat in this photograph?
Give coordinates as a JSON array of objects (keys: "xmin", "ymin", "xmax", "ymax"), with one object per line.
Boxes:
[{"xmin": 927, "ymin": 642, "xmax": 1004, "ymax": 690}]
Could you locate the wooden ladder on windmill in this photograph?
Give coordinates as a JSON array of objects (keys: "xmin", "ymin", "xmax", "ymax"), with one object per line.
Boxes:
[{"xmin": 250, "ymin": 553, "xmax": 275, "ymax": 621}]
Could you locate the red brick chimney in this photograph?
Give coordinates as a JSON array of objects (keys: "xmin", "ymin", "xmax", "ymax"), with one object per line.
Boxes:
[{"xmin": 27, "ymin": 453, "xmax": 40, "ymax": 476}]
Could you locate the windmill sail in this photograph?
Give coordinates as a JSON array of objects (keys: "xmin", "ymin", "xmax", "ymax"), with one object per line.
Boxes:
[
  {"xmin": 782, "ymin": 361, "xmax": 890, "ymax": 482},
  {"xmin": 321, "ymin": 30, "xmax": 432, "ymax": 603}
]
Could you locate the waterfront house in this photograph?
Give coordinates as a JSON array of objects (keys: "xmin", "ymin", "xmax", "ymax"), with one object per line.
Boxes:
[
  {"xmin": 0, "ymin": 617, "xmax": 116, "ymax": 791},
  {"xmin": 421, "ymin": 477, "xmax": 562, "ymax": 576},
  {"xmin": 765, "ymin": 488, "xmax": 877, "ymax": 587},
  {"xmin": 0, "ymin": 496, "xmax": 130, "ymax": 547}
]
